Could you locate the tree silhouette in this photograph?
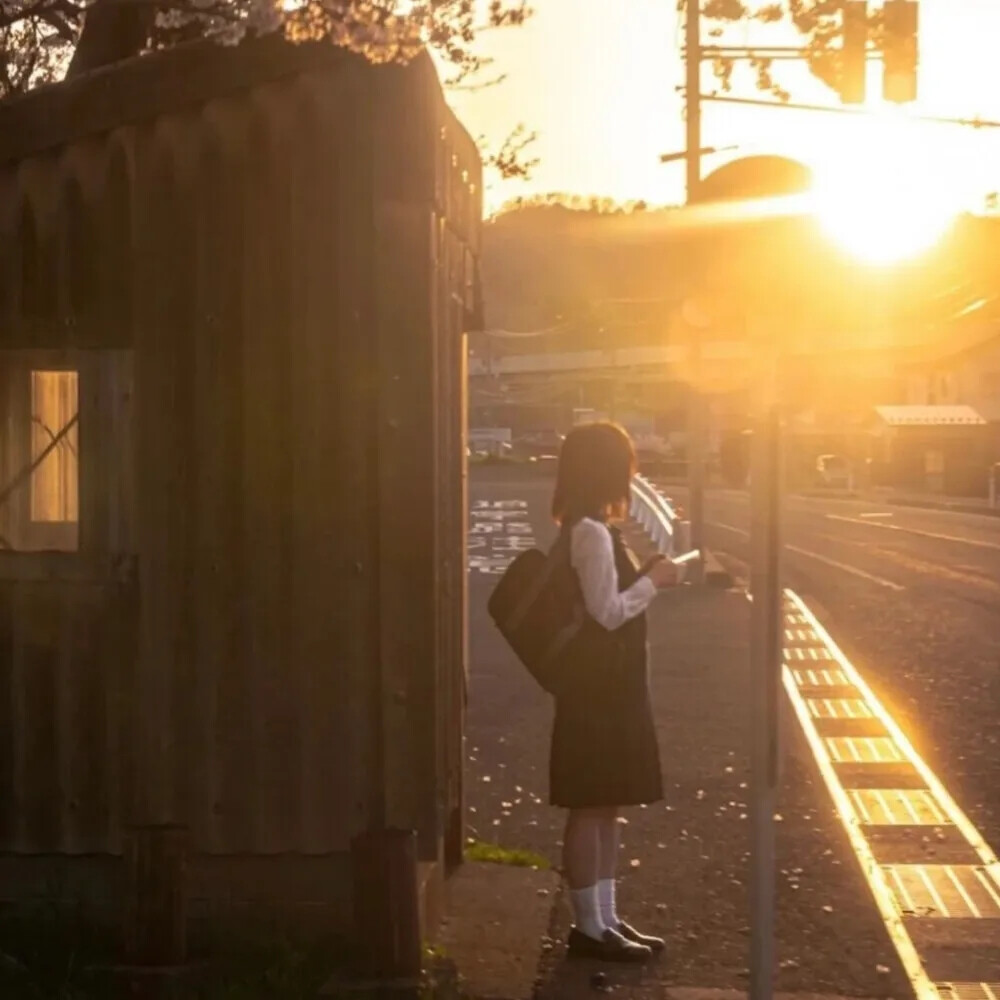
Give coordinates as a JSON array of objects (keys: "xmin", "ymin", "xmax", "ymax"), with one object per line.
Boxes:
[
  {"xmin": 0, "ymin": 0, "xmax": 535, "ymax": 179},
  {"xmin": 698, "ymin": 0, "xmax": 888, "ymax": 103},
  {"xmin": 0, "ymin": 0, "xmax": 532, "ymax": 92}
]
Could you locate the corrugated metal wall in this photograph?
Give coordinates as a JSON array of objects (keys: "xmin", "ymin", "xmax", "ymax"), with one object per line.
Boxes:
[{"xmin": 0, "ymin": 41, "xmax": 479, "ymax": 873}]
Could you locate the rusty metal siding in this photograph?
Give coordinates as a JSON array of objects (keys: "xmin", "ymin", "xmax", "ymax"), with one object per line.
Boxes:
[
  {"xmin": 121, "ymin": 76, "xmax": 384, "ymax": 854},
  {"xmin": 0, "ymin": 41, "xmax": 479, "ymax": 870},
  {"xmin": 0, "ymin": 578, "xmax": 136, "ymax": 854}
]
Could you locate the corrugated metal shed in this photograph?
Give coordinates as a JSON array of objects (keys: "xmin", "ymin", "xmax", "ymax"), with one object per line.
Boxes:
[{"xmin": 0, "ymin": 35, "xmax": 479, "ymax": 928}]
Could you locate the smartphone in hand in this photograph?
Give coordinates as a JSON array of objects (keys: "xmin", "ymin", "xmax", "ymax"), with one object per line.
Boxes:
[
  {"xmin": 670, "ymin": 549, "xmax": 701, "ymax": 567},
  {"xmin": 640, "ymin": 550, "xmax": 703, "ymax": 587},
  {"xmin": 670, "ymin": 549, "xmax": 702, "ymax": 584},
  {"xmin": 639, "ymin": 553, "xmax": 667, "ymax": 577}
]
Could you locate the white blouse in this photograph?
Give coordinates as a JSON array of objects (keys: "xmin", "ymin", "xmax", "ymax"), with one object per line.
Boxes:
[{"xmin": 570, "ymin": 518, "xmax": 657, "ymax": 631}]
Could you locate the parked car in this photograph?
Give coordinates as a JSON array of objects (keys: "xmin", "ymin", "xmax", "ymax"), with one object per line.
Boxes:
[
  {"xmin": 815, "ymin": 454, "xmax": 851, "ymax": 489},
  {"xmin": 515, "ymin": 430, "xmax": 565, "ymax": 460}
]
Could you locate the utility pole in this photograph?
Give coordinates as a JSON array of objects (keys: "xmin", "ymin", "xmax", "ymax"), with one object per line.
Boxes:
[
  {"xmin": 681, "ymin": 6, "xmax": 780, "ymax": 997},
  {"xmin": 685, "ymin": 0, "xmax": 701, "ymax": 203},
  {"xmin": 685, "ymin": 0, "xmax": 707, "ymax": 582}
]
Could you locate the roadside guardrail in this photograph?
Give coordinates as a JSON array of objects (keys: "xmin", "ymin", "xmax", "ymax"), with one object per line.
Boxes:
[{"xmin": 630, "ymin": 474, "xmax": 690, "ymax": 557}]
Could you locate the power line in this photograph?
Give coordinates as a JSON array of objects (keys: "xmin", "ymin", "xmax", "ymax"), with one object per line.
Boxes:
[{"xmin": 701, "ymin": 92, "xmax": 1000, "ymax": 129}]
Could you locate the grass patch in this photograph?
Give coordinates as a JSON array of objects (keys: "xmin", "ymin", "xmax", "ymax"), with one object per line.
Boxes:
[{"xmin": 464, "ymin": 841, "xmax": 549, "ymax": 870}]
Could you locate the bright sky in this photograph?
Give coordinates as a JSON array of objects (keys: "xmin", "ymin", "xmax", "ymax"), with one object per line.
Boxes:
[{"xmin": 448, "ymin": 0, "xmax": 1000, "ymax": 215}]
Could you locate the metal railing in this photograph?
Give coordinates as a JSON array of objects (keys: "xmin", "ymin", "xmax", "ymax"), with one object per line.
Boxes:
[{"xmin": 630, "ymin": 474, "xmax": 689, "ymax": 557}]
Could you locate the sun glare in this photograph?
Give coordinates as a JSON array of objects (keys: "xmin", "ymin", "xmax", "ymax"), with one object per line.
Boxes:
[
  {"xmin": 813, "ymin": 171, "xmax": 958, "ymax": 266},
  {"xmin": 809, "ymin": 115, "xmax": 964, "ymax": 266}
]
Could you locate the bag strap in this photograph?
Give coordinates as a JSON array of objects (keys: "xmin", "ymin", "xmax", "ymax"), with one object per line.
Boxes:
[{"xmin": 505, "ymin": 528, "xmax": 572, "ymax": 632}]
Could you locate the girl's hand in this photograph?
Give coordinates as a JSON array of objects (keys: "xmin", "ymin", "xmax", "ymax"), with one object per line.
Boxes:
[{"xmin": 647, "ymin": 557, "xmax": 680, "ymax": 589}]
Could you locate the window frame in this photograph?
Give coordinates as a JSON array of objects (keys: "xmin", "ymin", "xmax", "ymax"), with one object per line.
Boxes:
[{"xmin": 0, "ymin": 348, "xmax": 134, "ymax": 582}]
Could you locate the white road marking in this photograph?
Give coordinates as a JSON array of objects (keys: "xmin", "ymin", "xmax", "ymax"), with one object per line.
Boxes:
[
  {"xmin": 710, "ymin": 522, "xmax": 906, "ymax": 590},
  {"xmin": 469, "ymin": 501, "xmax": 535, "ymax": 574},
  {"xmin": 709, "ymin": 521, "xmax": 749, "ymax": 538},
  {"xmin": 785, "ymin": 545, "xmax": 907, "ymax": 591},
  {"xmin": 826, "ymin": 513, "xmax": 1000, "ymax": 552}
]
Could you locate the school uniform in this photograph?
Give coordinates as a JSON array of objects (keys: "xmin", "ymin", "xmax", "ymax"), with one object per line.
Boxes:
[{"xmin": 549, "ymin": 517, "xmax": 664, "ymax": 810}]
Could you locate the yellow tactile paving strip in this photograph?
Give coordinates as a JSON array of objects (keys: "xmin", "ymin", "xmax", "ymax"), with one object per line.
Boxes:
[{"xmin": 781, "ymin": 590, "xmax": 1000, "ymax": 1000}]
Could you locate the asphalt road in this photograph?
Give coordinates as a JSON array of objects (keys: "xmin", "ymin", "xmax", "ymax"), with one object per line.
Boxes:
[{"xmin": 683, "ymin": 486, "xmax": 1000, "ymax": 859}]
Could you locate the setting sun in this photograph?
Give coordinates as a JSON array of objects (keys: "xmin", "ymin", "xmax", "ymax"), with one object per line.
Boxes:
[
  {"xmin": 809, "ymin": 114, "xmax": 965, "ymax": 265},
  {"xmin": 813, "ymin": 169, "xmax": 959, "ymax": 265}
]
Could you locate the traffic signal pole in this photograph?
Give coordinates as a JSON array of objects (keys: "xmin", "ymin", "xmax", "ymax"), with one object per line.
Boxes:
[
  {"xmin": 748, "ymin": 361, "xmax": 784, "ymax": 1000},
  {"xmin": 684, "ymin": 0, "xmax": 707, "ymax": 584}
]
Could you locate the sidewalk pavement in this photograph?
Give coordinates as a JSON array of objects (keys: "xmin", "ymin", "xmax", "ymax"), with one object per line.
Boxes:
[{"xmin": 440, "ymin": 551, "xmax": 913, "ymax": 1000}]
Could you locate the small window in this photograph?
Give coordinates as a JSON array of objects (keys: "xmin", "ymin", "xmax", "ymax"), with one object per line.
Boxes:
[
  {"xmin": 0, "ymin": 359, "xmax": 80, "ymax": 552},
  {"xmin": 30, "ymin": 370, "xmax": 79, "ymax": 527}
]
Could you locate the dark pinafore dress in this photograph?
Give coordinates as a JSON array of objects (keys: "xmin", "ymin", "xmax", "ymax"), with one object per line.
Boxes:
[{"xmin": 549, "ymin": 523, "xmax": 664, "ymax": 809}]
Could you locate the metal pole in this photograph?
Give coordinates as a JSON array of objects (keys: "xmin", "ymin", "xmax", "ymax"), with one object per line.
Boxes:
[
  {"xmin": 749, "ymin": 398, "xmax": 783, "ymax": 1000},
  {"xmin": 685, "ymin": 0, "xmax": 707, "ymax": 581},
  {"xmin": 685, "ymin": 0, "xmax": 701, "ymax": 204},
  {"xmin": 688, "ymin": 381, "xmax": 707, "ymax": 581}
]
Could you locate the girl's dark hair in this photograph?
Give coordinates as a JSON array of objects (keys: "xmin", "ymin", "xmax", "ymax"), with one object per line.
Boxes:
[{"xmin": 551, "ymin": 422, "xmax": 637, "ymax": 525}]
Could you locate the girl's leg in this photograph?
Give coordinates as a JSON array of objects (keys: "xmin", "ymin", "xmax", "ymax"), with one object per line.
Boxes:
[
  {"xmin": 563, "ymin": 808, "xmax": 606, "ymax": 939},
  {"xmin": 596, "ymin": 809, "xmax": 621, "ymax": 929},
  {"xmin": 596, "ymin": 807, "xmax": 666, "ymax": 951}
]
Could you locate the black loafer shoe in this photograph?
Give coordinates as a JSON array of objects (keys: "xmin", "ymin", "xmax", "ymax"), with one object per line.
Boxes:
[
  {"xmin": 567, "ymin": 926, "xmax": 652, "ymax": 963},
  {"xmin": 616, "ymin": 921, "xmax": 666, "ymax": 952}
]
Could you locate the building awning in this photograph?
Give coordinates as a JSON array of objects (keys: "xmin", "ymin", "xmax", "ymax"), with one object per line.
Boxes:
[{"xmin": 874, "ymin": 405, "xmax": 987, "ymax": 427}]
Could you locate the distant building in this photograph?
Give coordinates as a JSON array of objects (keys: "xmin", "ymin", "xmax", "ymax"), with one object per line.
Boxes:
[
  {"xmin": 903, "ymin": 326, "xmax": 1000, "ymax": 423},
  {"xmin": 871, "ymin": 405, "xmax": 991, "ymax": 496}
]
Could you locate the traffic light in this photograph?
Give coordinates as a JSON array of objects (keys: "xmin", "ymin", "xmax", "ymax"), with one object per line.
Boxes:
[
  {"xmin": 840, "ymin": 1, "xmax": 868, "ymax": 105},
  {"xmin": 883, "ymin": 0, "xmax": 918, "ymax": 103}
]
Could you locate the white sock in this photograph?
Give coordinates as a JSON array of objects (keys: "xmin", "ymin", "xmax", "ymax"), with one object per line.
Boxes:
[
  {"xmin": 597, "ymin": 878, "xmax": 620, "ymax": 928},
  {"xmin": 570, "ymin": 884, "xmax": 606, "ymax": 940}
]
